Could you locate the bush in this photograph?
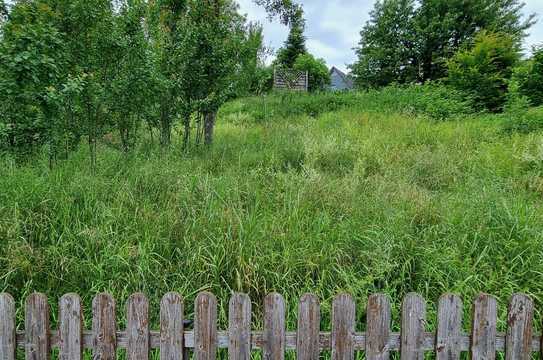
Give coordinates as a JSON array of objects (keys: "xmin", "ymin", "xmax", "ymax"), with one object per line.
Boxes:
[
  {"xmin": 448, "ymin": 32, "xmax": 520, "ymax": 112},
  {"xmin": 513, "ymin": 46, "xmax": 543, "ymax": 106},
  {"xmin": 293, "ymin": 54, "xmax": 331, "ymax": 92},
  {"xmin": 502, "ymin": 105, "xmax": 543, "ymax": 135}
]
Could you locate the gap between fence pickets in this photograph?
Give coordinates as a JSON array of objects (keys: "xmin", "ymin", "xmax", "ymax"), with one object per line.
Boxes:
[{"xmin": 13, "ymin": 331, "xmax": 542, "ymax": 352}]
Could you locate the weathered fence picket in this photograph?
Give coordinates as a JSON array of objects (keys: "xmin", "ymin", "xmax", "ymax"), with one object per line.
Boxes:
[
  {"xmin": 160, "ymin": 292, "xmax": 184, "ymax": 360},
  {"xmin": 263, "ymin": 293, "xmax": 286, "ymax": 360},
  {"xmin": 331, "ymin": 293, "xmax": 355, "ymax": 360},
  {"xmin": 0, "ymin": 291, "xmax": 541, "ymax": 359},
  {"xmin": 92, "ymin": 293, "xmax": 116, "ymax": 360},
  {"xmin": 0, "ymin": 293, "xmax": 15, "ymax": 360}
]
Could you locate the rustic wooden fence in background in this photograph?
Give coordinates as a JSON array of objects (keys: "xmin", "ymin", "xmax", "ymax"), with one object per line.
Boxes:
[{"xmin": 0, "ymin": 292, "xmax": 539, "ymax": 360}]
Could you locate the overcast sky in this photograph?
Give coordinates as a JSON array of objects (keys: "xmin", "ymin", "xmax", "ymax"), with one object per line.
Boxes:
[{"xmin": 238, "ymin": 0, "xmax": 543, "ymax": 73}]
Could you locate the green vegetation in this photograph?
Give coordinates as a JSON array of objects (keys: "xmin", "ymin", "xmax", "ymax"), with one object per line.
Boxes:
[
  {"xmin": 447, "ymin": 31, "xmax": 520, "ymax": 112},
  {"xmin": 2, "ymin": 90, "xmax": 543, "ymax": 329},
  {"xmin": 350, "ymin": 0, "xmax": 534, "ymax": 87}
]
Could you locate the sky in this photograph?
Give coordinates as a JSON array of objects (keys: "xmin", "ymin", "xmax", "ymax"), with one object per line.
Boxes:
[{"xmin": 237, "ymin": 0, "xmax": 543, "ymax": 73}]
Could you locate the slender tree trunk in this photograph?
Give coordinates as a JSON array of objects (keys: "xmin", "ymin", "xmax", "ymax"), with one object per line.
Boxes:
[
  {"xmin": 160, "ymin": 101, "xmax": 171, "ymax": 147},
  {"xmin": 182, "ymin": 116, "xmax": 191, "ymax": 151},
  {"xmin": 204, "ymin": 111, "xmax": 217, "ymax": 146}
]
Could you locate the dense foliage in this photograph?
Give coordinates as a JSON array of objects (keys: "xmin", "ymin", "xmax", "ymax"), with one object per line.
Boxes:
[
  {"xmin": 513, "ymin": 46, "xmax": 543, "ymax": 107},
  {"xmin": 351, "ymin": 0, "xmax": 535, "ymax": 88},
  {"xmin": 293, "ymin": 54, "xmax": 331, "ymax": 92},
  {"xmin": 447, "ymin": 32, "xmax": 520, "ymax": 112},
  {"xmin": 0, "ymin": 0, "xmax": 272, "ymax": 160}
]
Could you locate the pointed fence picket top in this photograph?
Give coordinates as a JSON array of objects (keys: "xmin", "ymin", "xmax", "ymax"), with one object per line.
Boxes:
[{"xmin": 1, "ymin": 291, "xmax": 542, "ymax": 360}]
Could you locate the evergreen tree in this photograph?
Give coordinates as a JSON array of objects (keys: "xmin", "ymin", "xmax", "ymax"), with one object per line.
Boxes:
[{"xmin": 275, "ymin": 9, "xmax": 306, "ymax": 68}]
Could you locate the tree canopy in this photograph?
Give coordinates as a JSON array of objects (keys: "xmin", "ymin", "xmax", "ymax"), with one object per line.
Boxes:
[{"xmin": 351, "ymin": 0, "xmax": 535, "ymax": 88}]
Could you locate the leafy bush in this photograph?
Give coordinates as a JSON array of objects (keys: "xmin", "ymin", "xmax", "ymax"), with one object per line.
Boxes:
[
  {"xmin": 502, "ymin": 105, "xmax": 543, "ymax": 135},
  {"xmin": 448, "ymin": 32, "xmax": 520, "ymax": 112},
  {"xmin": 293, "ymin": 53, "xmax": 331, "ymax": 92},
  {"xmin": 513, "ymin": 47, "xmax": 543, "ymax": 106}
]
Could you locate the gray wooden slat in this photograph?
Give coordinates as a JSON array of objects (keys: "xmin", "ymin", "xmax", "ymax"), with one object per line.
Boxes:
[
  {"xmin": 25, "ymin": 293, "xmax": 50, "ymax": 360},
  {"xmin": 228, "ymin": 293, "xmax": 251, "ymax": 360},
  {"xmin": 297, "ymin": 294, "xmax": 320, "ymax": 360},
  {"xmin": 92, "ymin": 293, "xmax": 117, "ymax": 360},
  {"xmin": 127, "ymin": 293, "xmax": 150, "ymax": 360},
  {"xmin": 263, "ymin": 293, "xmax": 285, "ymax": 360},
  {"xmin": 331, "ymin": 293, "xmax": 355, "ymax": 360},
  {"xmin": 194, "ymin": 292, "xmax": 218, "ymax": 360},
  {"xmin": 59, "ymin": 294, "xmax": 83, "ymax": 360},
  {"xmin": 505, "ymin": 294, "xmax": 533, "ymax": 360},
  {"xmin": 366, "ymin": 294, "xmax": 390, "ymax": 360},
  {"xmin": 0, "ymin": 293, "xmax": 15, "ymax": 360},
  {"xmin": 436, "ymin": 294, "xmax": 462, "ymax": 360},
  {"xmin": 400, "ymin": 293, "xmax": 426, "ymax": 360},
  {"xmin": 471, "ymin": 293, "xmax": 497, "ymax": 360},
  {"xmin": 160, "ymin": 292, "xmax": 184, "ymax": 360}
]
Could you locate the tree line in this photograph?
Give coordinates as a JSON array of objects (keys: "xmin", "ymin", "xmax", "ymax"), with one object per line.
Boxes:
[
  {"xmin": 0, "ymin": 0, "xmax": 299, "ymax": 167},
  {"xmin": 350, "ymin": 0, "xmax": 543, "ymax": 112}
]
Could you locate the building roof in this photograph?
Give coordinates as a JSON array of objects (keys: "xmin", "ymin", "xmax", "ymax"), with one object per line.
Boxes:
[{"xmin": 329, "ymin": 67, "xmax": 354, "ymax": 90}]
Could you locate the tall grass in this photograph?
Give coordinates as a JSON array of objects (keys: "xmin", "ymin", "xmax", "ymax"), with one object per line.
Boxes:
[{"xmin": 1, "ymin": 90, "xmax": 543, "ymax": 334}]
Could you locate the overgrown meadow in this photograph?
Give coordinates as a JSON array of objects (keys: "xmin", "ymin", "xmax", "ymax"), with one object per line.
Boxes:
[{"xmin": 2, "ymin": 88, "xmax": 543, "ymax": 333}]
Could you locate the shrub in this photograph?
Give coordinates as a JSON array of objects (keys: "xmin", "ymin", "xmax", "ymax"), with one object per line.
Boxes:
[
  {"xmin": 513, "ymin": 46, "xmax": 543, "ymax": 106},
  {"xmin": 502, "ymin": 105, "xmax": 543, "ymax": 135},
  {"xmin": 447, "ymin": 32, "xmax": 520, "ymax": 112},
  {"xmin": 293, "ymin": 54, "xmax": 331, "ymax": 92}
]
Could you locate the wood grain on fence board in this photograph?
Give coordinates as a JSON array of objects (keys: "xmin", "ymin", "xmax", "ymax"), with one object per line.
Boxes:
[
  {"xmin": 0, "ymin": 293, "xmax": 15, "ymax": 360},
  {"xmin": 366, "ymin": 294, "xmax": 391, "ymax": 360},
  {"xmin": 160, "ymin": 292, "xmax": 184, "ymax": 360},
  {"xmin": 331, "ymin": 294, "xmax": 355, "ymax": 360},
  {"xmin": 436, "ymin": 294, "xmax": 462, "ymax": 360},
  {"xmin": 92, "ymin": 293, "xmax": 117, "ymax": 360},
  {"xmin": 263, "ymin": 293, "xmax": 286, "ymax": 360},
  {"xmin": 400, "ymin": 293, "xmax": 426, "ymax": 360},
  {"xmin": 229, "ymin": 293, "xmax": 251, "ymax": 360},
  {"xmin": 127, "ymin": 293, "xmax": 150, "ymax": 360},
  {"xmin": 297, "ymin": 294, "xmax": 320, "ymax": 360},
  {"xmin": 25, "ymin": 293, "xmax": 50, "ymax": 360},
  {"xmin": 194, "ymin": 292, "xmax": 218, "ymax": 360},
  {"xmin": 470, "ymin": 294, "xmax": 497, "ymax": 360},
  {"xmin": 59, "ymin": 294, "xmax": 83, "ymax": 360},
  {"xmin": 505, "ymin": 294, "xmax": 533, "ymax": 360}
]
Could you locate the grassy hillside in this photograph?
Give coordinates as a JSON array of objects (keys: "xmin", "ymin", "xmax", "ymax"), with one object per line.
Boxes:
[{"xmin": 1, "ymin": 90, "xmax": 543, "ymax": 330}]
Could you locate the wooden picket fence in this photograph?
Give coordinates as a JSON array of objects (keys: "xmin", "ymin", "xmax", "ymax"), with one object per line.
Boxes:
[{"xmin": 0, "ymin": 292, "xmax": 539, "ymax": 360}]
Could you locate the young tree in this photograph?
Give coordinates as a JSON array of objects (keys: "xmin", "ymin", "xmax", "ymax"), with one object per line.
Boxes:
[
  {"xmin": 0, "ymin": 1, "xmax": 67, "ymax": 160},
  {"xmin": 275, "ymin": 8, "xmax": 306, "ymax": 68},
  {"xmin": 350, "ymin": 0, "xmax": 417, "ymax": 88},
  {"xmin": 448, "ymin": 31, "xmax": 520, "ymax": 112}
]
